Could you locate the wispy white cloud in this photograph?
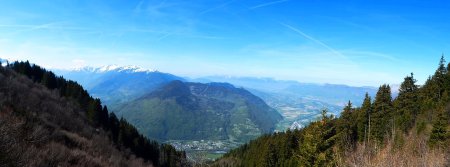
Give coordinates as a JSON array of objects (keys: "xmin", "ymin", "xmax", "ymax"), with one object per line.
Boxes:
[
  {"xmin": 155, "ymin": 32, "xmax": 229, "ymax": 41},
  {"xmin": 280, "ymin": 23, "xmax": 346, "ymax": 59},
  {"xmin": 130, "ymin": 0, "xmax": 234, "ymax": 41},
  {"xmin": 0, "ymin": 23, "xmax": 87, "ymax": 31},
  {"xmin": 250, "ymin": 0, "xmax": 289, "ymax": 10},
  {"xmin": 157, "ymin": 32, "xmax": 172, "ymax": 41},
  {"xmin": 0, "ymin": 22, "xmax": 88, "ymax": 36},
  {"xmin": 125, "ymin": 28, "xmax": 227, "ymax": 41},
  {"xmin": 123, "ymin": 28, "xmax": 169, "ymax": 35},
  {"xmin": 133, "ymin": 0, "xmax": 146, "ymax": 13},
  {"xmin": 134, "ymin": 0, "xmax": 170, "ymax": 17},
  {"xmin": 199, "ymin": 0, "xmax": 237, "ymax": 15},
  {"xmin": 342, "ymin": 50, "xmax": 401, "ymax": 62}
]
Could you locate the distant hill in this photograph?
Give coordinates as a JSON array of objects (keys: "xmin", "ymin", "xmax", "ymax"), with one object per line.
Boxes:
[{"xmin": 115, "ymin": 80, "xmax": 283, "ymax": 142}]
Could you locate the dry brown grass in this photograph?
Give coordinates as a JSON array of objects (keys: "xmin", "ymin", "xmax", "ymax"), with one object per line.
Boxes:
[{"xmin": 342, "ymin": 130, "xmax": 449, "ymax": 167}]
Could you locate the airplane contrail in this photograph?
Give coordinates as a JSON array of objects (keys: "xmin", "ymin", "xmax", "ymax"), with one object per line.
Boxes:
[
  {"xmin": 156, "ymin": 0, "xmax": 236, "ymax": 40},
  {"xmin": 280, "ymin": 23, "xmax": 345, "ymax": 58},
  {"xmin": 0, "ymin": 23, "xmax": 86, "ymax": 30},
  {"xmin": 199, "ymin": 0, "xmax": 236, "ymax": 15},
  {"xmin": 250, "ymin": 0, "xmax": 289, "ymax": 10}
]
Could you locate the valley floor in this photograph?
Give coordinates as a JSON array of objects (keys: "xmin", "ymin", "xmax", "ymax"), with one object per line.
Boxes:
[{"xmin": 166, "ymin": 140, "xmax": 242, "ymax": 162}]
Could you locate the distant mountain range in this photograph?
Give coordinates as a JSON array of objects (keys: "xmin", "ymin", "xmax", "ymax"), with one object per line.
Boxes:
[{"xmin": 192, "ymin": 76, "xmax": 380, "ymax": 105}]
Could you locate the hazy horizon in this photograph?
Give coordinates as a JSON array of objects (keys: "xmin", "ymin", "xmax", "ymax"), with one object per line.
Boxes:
[{"xmin": 44, "ymin": 63, "xmax": 390, "ymax": 88}]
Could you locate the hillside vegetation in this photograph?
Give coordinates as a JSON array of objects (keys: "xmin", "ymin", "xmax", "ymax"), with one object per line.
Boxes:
[
  {"xmin": 116, "ymin": 80, "xmax": 283, "ymax": 142},
  {"xmin": 1, "ymin": 61, "xmax": 189, "ymax": 167},
  {"xmin": 215, "ymin": 56, "xmax": 450, "ymax": 167}
]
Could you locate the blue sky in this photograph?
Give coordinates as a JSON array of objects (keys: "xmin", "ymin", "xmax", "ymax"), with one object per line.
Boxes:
[{"xmin": 1, "ymin": 0, "xmax": 449, "ymax": 86}]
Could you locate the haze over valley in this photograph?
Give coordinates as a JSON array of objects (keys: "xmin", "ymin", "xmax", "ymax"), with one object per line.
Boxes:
[{"xmin": 53, "ymin": 64, "xmax": 380, "ymax": 159}]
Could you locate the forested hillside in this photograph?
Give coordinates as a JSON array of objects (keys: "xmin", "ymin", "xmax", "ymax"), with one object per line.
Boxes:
[
  {"xmin": 1, "ymin": 61, "xmax": 189, "ymax": 167},
  {"xmin": 215, "ymin": 56, "xmax": 450, "ymax": 167},
  {"xmin": 115, "ymin": 80, "xmax": 282, "ymax": 142}
]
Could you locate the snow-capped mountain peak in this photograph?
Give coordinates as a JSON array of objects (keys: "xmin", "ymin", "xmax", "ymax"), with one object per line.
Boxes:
[
  {"xmin": 98, "ymin": 64, "xmax": 121, "ymax": 72},
  {"xmin": 72, "ymin": 65, "xmax": 156, "ymax": 73},
  {"xmin": 289, "ymin": 121, "xmax": 304, "ymax": 130},
  {"xmin": 72, "ymin": 66, "xmax": 96, "ymax": 72}
]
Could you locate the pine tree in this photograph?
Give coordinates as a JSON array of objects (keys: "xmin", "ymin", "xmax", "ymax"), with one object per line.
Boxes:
[
  {"xmin": 337, "ymin": 101, "xmax": 357, "ymax": 147},
  {"xmin": 100, "ymin": 106, "xmax": 110, "ymax": 129},
  {"xmin": 297, "ymin": 111, "xmax": 337, "ymax": 167},
  {"xmin": 87, "ymin": 98, "xmax": 103, "ymax": 125},
  {"xmin": 420, "ymin": 56, "xmax": 448, "ymax": 119},
  {"xmin": 395, "ymin": 73, "xmax": 419, "ymax": 132},
  {"xmin": 41, "ymin": 72, "xmax": 58, "ymax": 89},
  {"xmin": 265, "ymin": 143, "xmax": 277, "ymax": 167},
  {"xmin": 437, "ymin": 55, "xmax": 447, "ymax": 76},
  {"xmin": 109, "ymin": 112, "xmax": 120, "ymax": 142},
  {"xmin": 356, "ymin": 93, "xmax": 371, "ymax": 142},
  {"xmin": 432, "ymin": 55, "xmax": 447, "ymax": 101},
  {"xmin": 429, "ymin": 110, "xmax": 449, "ymax": 148},
  {"xmin": 371, "ymin": 84, "xmax": 393, "ymax": 142}
]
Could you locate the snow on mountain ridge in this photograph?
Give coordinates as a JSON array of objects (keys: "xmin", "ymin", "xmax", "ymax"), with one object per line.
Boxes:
[
  {"xmin": 72, "ymin": 66, "xmax": 96, "ymax": 72},
  {"xmin": 72, "ymin": 65, "xmax": 156, "ymax": 73},
  {"xmin": 98, "ymin": 64, "xmax": 121, "ymax": 72},
  {"xmin": 289, "ymin": 121, "xmax": 304, "ymax": 130}
]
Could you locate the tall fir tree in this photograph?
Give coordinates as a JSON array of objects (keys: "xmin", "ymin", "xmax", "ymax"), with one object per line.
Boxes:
[
  {"xmin": 265, "ymin": 143, "xmax": 277, "ymax": 167},
  {"xmin": 356, "ymin": 93, "xmax": 372, "ymax": 142},
  {"xmin": 371, "ymin": 84, "xmax": 393, "ymax": 142},
  {"xmin": 433, "ymin": 55, "xmax": 447, "ymax": 101},
  {"xmin": 297, "ymin": 117, "xmax": 337, "ymax": 167},
  {"xmin": 395, "ymin": 73, "xmax": 419, "ymax": 132},
  {"xmin": 429, "ymin": 110, "xmax": 449, "ymax": 148},
  {"xmin": 337, "ymin": 101, "xmax": 357, "ymax": 148}
]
